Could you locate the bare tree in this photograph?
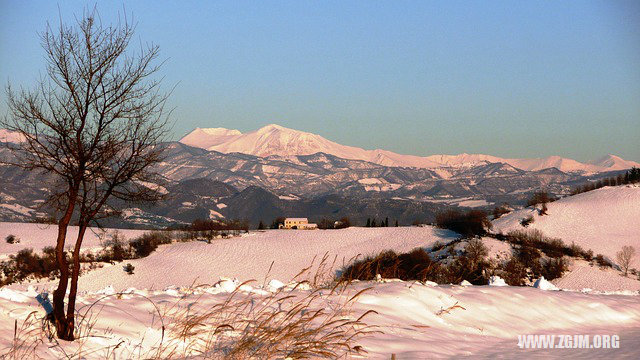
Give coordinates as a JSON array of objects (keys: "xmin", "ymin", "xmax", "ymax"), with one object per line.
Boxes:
[
  {"xmin": 616, "ymin": 246, "xmax": 636, "ymax": 277},
  {"xmin": 2, "ymin": 9, "xmax": 170, "ymax": 340}
]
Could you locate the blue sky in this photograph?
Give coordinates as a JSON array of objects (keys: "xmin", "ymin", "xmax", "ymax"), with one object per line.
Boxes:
[{"xmin": 1, "ymin": 1, "xmax": 639, "ymax": 161}]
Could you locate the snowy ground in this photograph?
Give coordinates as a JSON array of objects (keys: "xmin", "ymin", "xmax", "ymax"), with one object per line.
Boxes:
[
  {"xmin": 554, "ymin": 260, "xmax": 640, "ymax": 292},
  {"xmin": 1, "ymin": 280, "xmax": 638, "ymax": 359},
  {"xmin": 10, "ymin": 227, "xmax": 458, "ymax": 293},
  {"xmin": 0, "ymin": 222, "xmax": 147, "ymax": 260},
  {"xmin": 1, "ymin": 215, "xmax": 639, "ymax": 358},
  {"xmin": 492, "ymin": 185, "xmax": 640, "ymax": 268}
]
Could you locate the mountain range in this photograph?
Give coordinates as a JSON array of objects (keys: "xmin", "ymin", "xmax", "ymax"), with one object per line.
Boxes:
[
  {"xmin": 0, "ymin": 125, "xmax": 637, "ymax": 228},
  {"xmin": 179, "ymin": 124, "xmax": 639, "ymax": 173}
]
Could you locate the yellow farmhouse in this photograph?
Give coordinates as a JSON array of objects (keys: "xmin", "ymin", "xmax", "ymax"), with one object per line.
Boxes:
[{"xmin": 281, "ymin": 218, "xmax": 318, "ymax": 230}]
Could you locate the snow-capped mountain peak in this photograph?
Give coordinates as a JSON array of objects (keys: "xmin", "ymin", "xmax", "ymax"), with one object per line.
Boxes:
[
  {"xmin": 178, "ymin": 124, "xmax": 638, "ymax": 173},
  {"xmin": 588, "ymin": 154, "xmax": 640, "ymax": 171},
  {"xmin": 179, "ymin": 127, "xmax": 242, "ymax": 149},
  {"xmin": 199, "ymin": 127, "xmax": 242, "ymax": 136},
  {"xmin": 0, "ymin": 129, "xmax": 25, "ymax": 144}
]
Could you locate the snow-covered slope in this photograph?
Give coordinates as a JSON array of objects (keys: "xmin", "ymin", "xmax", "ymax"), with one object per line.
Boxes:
[
  {"xmin": 493, "ymin": 185, "xmax": 640, "ymax": 267},
  {"xmin": 506, "ymin": 155, "xmax": 599, "ymax": 172},
  {"xmin": 2, "ymin": 224, "xmax": 639, "ymax": 358},
  {"xmin": 20, "ymin": 226, "xmax": 458, "ymax": 292},
  {"xmin": 1, "ymin": 280, "xmax": 638, "ymax": 359},
  {"xmin": 0, "ymin": 222, "xmax": 147, "ymax": 260},
  {"xmin": 589, "ymin": 154, "xmax": 640, "ymax": 171},
  {"xmin": 179, "ymin": 124, "xmax": 637, "ymax": 172},
  {"xmin": 178, "ymin": 127, "xmax": 242, "ymax": 149}
]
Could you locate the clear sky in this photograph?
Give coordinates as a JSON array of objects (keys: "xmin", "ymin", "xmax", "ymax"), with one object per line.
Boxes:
[{"xmin": 1, "ymin": 0, "xmax": 639, "ymax": 162}]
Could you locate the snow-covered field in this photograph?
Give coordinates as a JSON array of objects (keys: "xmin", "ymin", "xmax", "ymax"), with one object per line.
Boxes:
[
  {"xmin": 493, "ymin": 185, "xmax": 640, "ymax": 267},
  {"xmin": 1, "ymin": 279, "xmax": 638, "ymax": 359},
  {"xmin": 0, "ymin": 222, "xmax": 147, "ymax": 260},
  {"xmin": 9, "ymin": 226, "xmax": 458, "ymax": 292}
]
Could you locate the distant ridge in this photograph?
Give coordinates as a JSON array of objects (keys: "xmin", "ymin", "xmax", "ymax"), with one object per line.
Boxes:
[{"xmin": 180, "ymin": 124, "xmax": 640, "ymax": 173}]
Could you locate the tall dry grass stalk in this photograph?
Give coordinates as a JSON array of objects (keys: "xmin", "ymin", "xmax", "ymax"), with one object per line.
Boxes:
[
  {"xmin": 2, "ymin": 254, "xmax": 379, "ymax": 359},
  {"xmin": 2, "ymin": 311, "xmax": 44, "ymax": 360},
  {"xmin": 150, "ymin": 253, "xmax": 379, "ymax": 359}
]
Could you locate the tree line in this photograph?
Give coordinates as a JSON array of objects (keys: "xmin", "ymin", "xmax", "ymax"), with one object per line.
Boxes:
[{"xmin": 571, "ymin": 167, "xmax": 640, "ymax": 195}]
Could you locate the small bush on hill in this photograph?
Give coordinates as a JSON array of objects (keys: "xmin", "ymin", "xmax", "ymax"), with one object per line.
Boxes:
[
  {"xmin": 540, "ymin": 257, "xmax": 567, "ymax": 280},
  {"xmin": 447, "ymin": 240, "xmax": 492, "ymax": 285},
  {"xmin": 0, "ymin": 248, "xmax": 61, "ymax": 284},
  {"xmin": 492, "ymin": 205, "xmax": 511, "ymax": 219},
  {"xmin": 436, "ymin": 209, "xmax": 492, "ymax": 237},
  {"xmin": 526, "ymin": 191, "xmax": 555, "ymax": 207},
  {"xmin": 129, "ymin": 231, "xmax": 172, "ymax": 258},
  {"xmin": 270, "ymin": 217, "xmax": 286, "ymax": 229},
  {"xmin": 430, "ymin": 241, "xmax": 446, "ymax": 252},
  {"xmin": 339, "ymin": 248, "xmax": 447, "ymax": 283},
  {"xmin": 99, "ymin": 231, "xmax": 129, "ymax": 262},
  {"xmin": 334, "ymin": 217, "xmax": 351, "ymax": 229},
  {"xmin": 123, "ymin": 263, "xmax": 135, "ymax": 275},
  {"xmin": 520, "ymin": 215, "xmax": 534, "ymax": 227},
  {"xmin": 5, "ymin": 234, "xmax": 19, "ymax": 244},
  {"xmin": 499, "ymin": 256, "xmax": 528, "ymax": 286},
  {"xmin": 595, "ymin": 254, "xmax": 612, "ymax": 268},
  {"xmin": 516, "ymin": 245, "xmax": 541, "ymax": 270}
]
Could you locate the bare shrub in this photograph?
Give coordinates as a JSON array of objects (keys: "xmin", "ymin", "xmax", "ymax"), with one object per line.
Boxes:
[
  {"xmin": 616, "ymin": 246, "xmax": 636, "ymax": 276},
  {"xmin": 497, "ymin": 257, "xmax": 527, "ymax": 286},
  {"xmin": 447, "ymin": 240, "xmax": 492, "ymax": 285},
  {"xmin": 431, "ymin": 241, "xmax": 446, "ymax": 252},
  {"xmin": 436, "ymin": 209, "xmax": 492, "ymax": 237},
  {"xmin": 520, "ymin": 215, "xmax": 534, "ymax": 227},
  {"xmin": 123, "ymin": 263, "xmax": 135, "ymax": 275},
  {"xmin": 540, "ymin": 257, "xmax": 567, "ymax": 280},
  {"xmin": 539, "ymin": 202, "xmax": 548, "ymax": 216},
  {"xmin": 338, "ymin": 248, "xmax": 447, "ymax": 283},
  {"xmin": 464, "ymin": 239, "xmax": 489, "ymax": 268},
  {"xmin": 492, "ymin": 205, "xmax": 511, "ymax": 219},
  {"xmin": 527, "ymin": 191, "xmax": 554, "ymax": 207},
  {"xmin": 99, "ymin": 231, "xmax": 129, "ymax": 262},
  {"xmin": 595, "ymin": 254, "xmax": 613, "ymax": 268},
  {"xmin": 129, "ymin": 231, "xmax": 172, "ymax": 258},
  {"xmin": 5, "ymin": 234, "xmax": 19, "ymax": 244},
  {"xmin": 507, "ymin": 229, "xmax": 572, "ymax": 259}
]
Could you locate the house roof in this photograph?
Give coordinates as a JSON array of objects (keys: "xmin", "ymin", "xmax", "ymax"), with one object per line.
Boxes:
[{"xmin": 285, "ymin": 218, "xmax": 308, "ymax": 221}]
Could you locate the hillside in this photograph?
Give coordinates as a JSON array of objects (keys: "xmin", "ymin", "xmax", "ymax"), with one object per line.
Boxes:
[
  {"xmin": 2, "ymin": 224, "xmax": 639, "ymax": 358},
  {"xmin": 493, "ymin": 185, "xmax": 640, "ymax": 268},
  {"xmin": 14, "ymin": 226, "xmax": 458, "ymax": 292}
]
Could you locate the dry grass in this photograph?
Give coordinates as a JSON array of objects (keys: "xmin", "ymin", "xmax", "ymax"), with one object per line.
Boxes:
[
  {"xmin": 2, "ymin": 312, "xmax": 44, "ymax": 360},
  {"xmin": 150, "ymin": 254, "xmax": 378, "ymax": 359},
  {"xmin": 150, "ymin": 281, "xmax": 377, "ymax": 359},
  {"xmin": 2, "ymin": 255, "xmax": 379, "ymax": 359}
]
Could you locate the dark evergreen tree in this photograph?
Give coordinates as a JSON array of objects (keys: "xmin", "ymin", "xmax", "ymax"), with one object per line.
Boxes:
[
  {"xmin": 257, "ymin": 220, "xmax": 265, "ymax": 230},
  {"xmin": 366, "ymin": 218, "xmax": 371, "ymax": 227}
]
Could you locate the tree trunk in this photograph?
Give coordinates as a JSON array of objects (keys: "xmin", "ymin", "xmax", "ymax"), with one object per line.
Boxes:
[
  {"xmin": 52, "ymin": 191, "xmax": 78, "ymax": 341},
  {"xmin": 65, "ymin": 222, "xmax": 88, "ymax": 339}
]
